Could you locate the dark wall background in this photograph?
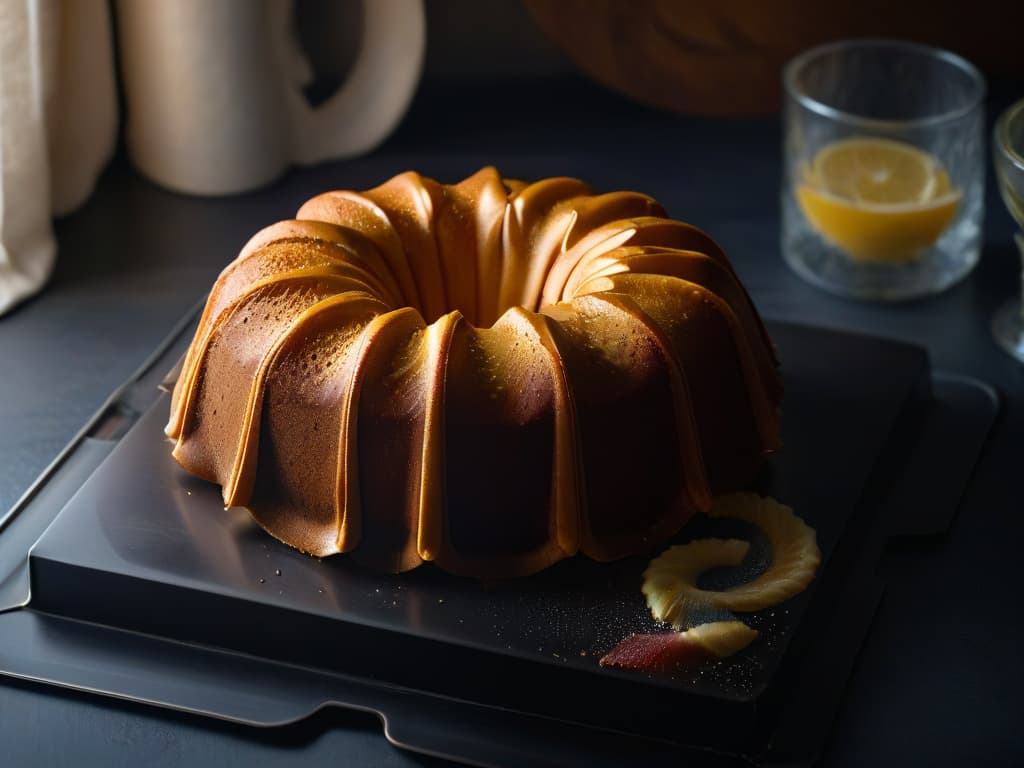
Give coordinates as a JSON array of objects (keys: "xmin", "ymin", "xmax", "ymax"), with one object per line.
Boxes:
[
  {"xmin": 297, "ymin": 0, "xmax": 1018, "ymax": 116},
  {"xmin": 295, "ymin": 0, "xmax": 571, "ymax": 107}
]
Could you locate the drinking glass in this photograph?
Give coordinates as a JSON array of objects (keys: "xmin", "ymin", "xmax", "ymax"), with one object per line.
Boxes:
[
  {"xmin": 782, "ymin": 40, "xmax": 986, "ymax": 301},
  {"xmin": 992, "ymin": 97, "xmax": 1024, "ymax": 362}
]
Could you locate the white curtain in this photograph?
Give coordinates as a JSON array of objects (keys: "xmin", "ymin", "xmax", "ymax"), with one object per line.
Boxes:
[{"xmin": 0, "ymin": 0, "xmax": 117, "ymax": 315}]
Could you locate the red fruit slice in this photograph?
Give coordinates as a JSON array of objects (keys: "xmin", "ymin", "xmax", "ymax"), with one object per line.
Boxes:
[{"xmin": 599, "ymin": 621, "xmax": 758, "ymax": 672}]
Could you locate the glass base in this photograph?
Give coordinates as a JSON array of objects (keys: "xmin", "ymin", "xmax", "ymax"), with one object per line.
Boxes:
[
  {"xmin": 992, "ymin": 298, "xmax": 1024, "ymax": 362},
  {"xmin": 783, "ymin": 231, "xmax": 980, "ymax": 302}
]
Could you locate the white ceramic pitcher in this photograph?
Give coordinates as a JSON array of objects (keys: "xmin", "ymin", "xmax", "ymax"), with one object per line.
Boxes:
[{"xmin": 116, "ymin": 0, "xmax": 425, "ymax": 195}]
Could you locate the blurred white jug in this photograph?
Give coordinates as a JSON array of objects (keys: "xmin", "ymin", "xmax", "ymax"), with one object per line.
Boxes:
[{"xmin": 116, "ymin": 0, "xmax": 425, "ymax": 195}]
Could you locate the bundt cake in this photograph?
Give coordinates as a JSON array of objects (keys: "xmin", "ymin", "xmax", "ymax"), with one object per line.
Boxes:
[{"xmin": 166, "ymin": 167, "xmax": 782, "ymax": 578}]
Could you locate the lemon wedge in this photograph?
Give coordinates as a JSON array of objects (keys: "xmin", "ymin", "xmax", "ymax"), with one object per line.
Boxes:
[{"xmin": 797, "ymin": 137, "xmax": 961, "ymax": 263}]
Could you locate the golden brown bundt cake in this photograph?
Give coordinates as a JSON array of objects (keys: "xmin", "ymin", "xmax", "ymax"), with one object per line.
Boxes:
[{"xmin": 166, "ymin": 167, "xmax": 782, "ymax": 578}]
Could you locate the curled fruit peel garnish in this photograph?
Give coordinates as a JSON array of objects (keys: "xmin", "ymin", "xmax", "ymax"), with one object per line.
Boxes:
[
  {"xmin": 643, "ymin": 493, "xmax": 821, "ymax": 629},
  {"xmin": 642, "ymin": 538, "xmax": 750, "ymax": 628},
  {"xmin": 687, "ymin": 619, "xmax": 760, "ymax": 658}
]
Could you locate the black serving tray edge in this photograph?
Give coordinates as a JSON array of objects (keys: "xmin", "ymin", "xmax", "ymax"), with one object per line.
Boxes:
[{"xmin": 0, "ymin": 307, "xmax": 1000, "ymax": 768}]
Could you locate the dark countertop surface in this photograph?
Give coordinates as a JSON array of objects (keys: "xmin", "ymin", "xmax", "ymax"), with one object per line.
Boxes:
[{"xmin": 1, "ymin": 77, "xmax": 1022, "ymax": 766}]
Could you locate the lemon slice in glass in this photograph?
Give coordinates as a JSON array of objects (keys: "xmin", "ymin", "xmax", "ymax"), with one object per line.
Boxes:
[{"xmin": 797, "ymin": 137, "xmax": 962, "ymax": 263}]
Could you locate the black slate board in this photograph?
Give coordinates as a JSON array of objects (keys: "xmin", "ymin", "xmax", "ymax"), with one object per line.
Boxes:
[{"xmin": 1, "ymin": 321, "xmax": 999, "ymax": 766}]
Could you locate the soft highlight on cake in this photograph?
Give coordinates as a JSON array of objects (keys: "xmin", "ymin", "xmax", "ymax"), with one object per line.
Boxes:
[{"xmin": 166, "ymin": 167, "xmax": 782, "ymax": 578}]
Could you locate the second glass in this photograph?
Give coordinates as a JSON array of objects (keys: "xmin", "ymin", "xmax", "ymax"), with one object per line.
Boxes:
[
  {"xmin": 992, "ymin": 97, "xmax": 1024, "ymax": 362},
  {"xmin": 781, "ymin": 40, "xmax": 986, "ymax": 301}
]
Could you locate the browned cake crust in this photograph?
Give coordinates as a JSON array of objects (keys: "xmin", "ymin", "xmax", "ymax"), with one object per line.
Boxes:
[{"xmin": 166, "ymin": 168, "xmax": 782, "ymax": 577}]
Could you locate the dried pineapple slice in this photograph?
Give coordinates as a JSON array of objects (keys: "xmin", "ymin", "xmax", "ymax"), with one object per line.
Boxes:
[
  {"xmin": 707, "ymin": 493, "xmax": 821, "ymax": 612},
  {"xmin": 642, "ymin": 538, "xmax": 750, "ymax": 626},
  {"xmin": 643, "ymin": 493, "xmax": 821, "ymax": 627}
]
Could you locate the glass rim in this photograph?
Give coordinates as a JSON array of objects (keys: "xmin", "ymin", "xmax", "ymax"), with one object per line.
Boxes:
[
  {"xmin": 995, "ymin": 97, "xmax": 1024, "ymax": 174},
  {"xmin": 783, "ymin": 38, "xmax": 986, "ymax": 130}
]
